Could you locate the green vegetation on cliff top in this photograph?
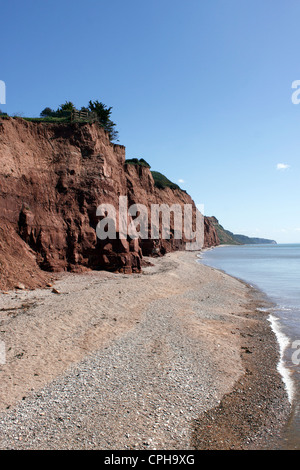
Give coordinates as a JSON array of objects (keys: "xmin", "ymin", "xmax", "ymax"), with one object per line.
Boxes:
[
  {"xmin": 2, "ymin": 100, "xmax": 119, "ymax": 143},
  {"xmin": 124, "ymin": 161, "xmax": 183, "ymax": 191},
  {"xmin": 125, "ymin": 158, "xmax": 151, "ymax": 168},
  {"xmin": 150, "ymin": 171, "xmax": 181, "ymax": 190}
]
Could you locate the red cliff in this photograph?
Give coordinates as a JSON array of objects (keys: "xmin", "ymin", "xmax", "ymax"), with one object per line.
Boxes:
[{"xmin": 0, "ymin": 117, "xmax": 219, "ymax": 290}]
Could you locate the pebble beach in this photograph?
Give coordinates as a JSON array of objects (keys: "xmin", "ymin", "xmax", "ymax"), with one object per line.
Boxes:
[{"xmin": 0, "ymin": 251, "xmax": 290, "ymax": 449}]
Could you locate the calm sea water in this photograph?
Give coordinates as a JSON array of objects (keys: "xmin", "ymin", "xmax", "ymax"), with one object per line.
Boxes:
[{"xmin": 199, "ymin": 244, "xmax": 300, "ymax": 450}]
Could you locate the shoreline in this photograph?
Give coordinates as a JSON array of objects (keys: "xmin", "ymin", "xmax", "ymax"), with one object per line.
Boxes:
[
  {"xmin": 191, "ymin": 279, "xmax": 291, "ymax": 449},
  {"xmin": 196, "ymin": 246, "xmax": 295, "ymax": 449},
  {"xmin": 198, "ymin": 248, "xmax": 295, "ymax": 406},
  {"xmin": 0, "ymin": 250, "xmax": 291, "ymax": 449},
  {"xmin": 267, "ymin": 314, "xmax": 294, "ymax": 405}
]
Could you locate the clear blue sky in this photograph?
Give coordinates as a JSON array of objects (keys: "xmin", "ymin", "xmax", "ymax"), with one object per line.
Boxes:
[{"xmin": 1, "ymin": 0, "xmax": 300, "ymax": 243}]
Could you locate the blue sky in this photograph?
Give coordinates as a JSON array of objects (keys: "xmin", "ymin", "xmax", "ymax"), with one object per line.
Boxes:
[{"xmin": 1, "ymin": 0, "xmax": 300, "ymax": 243}]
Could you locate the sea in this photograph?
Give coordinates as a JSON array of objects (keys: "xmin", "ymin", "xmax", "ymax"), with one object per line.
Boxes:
[{"xmin": 198, "ymin": 243, "xmax": 300, "ymax": 450}]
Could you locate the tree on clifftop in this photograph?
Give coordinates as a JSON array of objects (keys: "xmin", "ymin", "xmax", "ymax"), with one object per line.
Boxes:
[
  {"xmin": 57, "ymin": 101, "xmax": 76, "ymax": 114},
  {"xmin": 88, "ymin": 100, "xmax": 119, "ymax": 142},
  {"xmin": 40, "ymin": 107, "xmax": 53, "ymax": 117}
]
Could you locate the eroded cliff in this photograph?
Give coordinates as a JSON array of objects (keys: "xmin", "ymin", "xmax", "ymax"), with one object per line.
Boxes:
[{"xmin": 0, "ymin": 117, "xmax": 219, "ymax": 290}]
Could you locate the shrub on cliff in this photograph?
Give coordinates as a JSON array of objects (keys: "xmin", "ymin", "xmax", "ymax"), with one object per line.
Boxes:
[
  {"xmin": 125, "ymin": 158, "xmax": 151, "ymax": 168},
  {"xmin": 58, "ymin": 101, "xmax": 76, "ymax": 112},
  {"xmin": 40, "ymin": 107, "xmax": 54, "ymax": 117},
  {"xmin": 56, "ymin": 101, "xmax": 76, "ymax": 117},
  {"xmin": 40, "ymin": 102, "xmax": 74, "ymax": 118},
  {"xmin": 151, "ymin": 171, "xmax": 180, "ymax": 190}
]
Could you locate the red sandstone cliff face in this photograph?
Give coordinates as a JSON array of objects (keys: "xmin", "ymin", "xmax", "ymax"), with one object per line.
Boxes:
[{"xmin": 0, "ymin": 117, "xmax": 219, "ymax": 290}]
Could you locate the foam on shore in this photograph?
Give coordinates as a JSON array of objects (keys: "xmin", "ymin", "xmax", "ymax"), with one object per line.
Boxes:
[{"xmin": 267, "ymin": 313, "xmax": 294, "ymax": 404}]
